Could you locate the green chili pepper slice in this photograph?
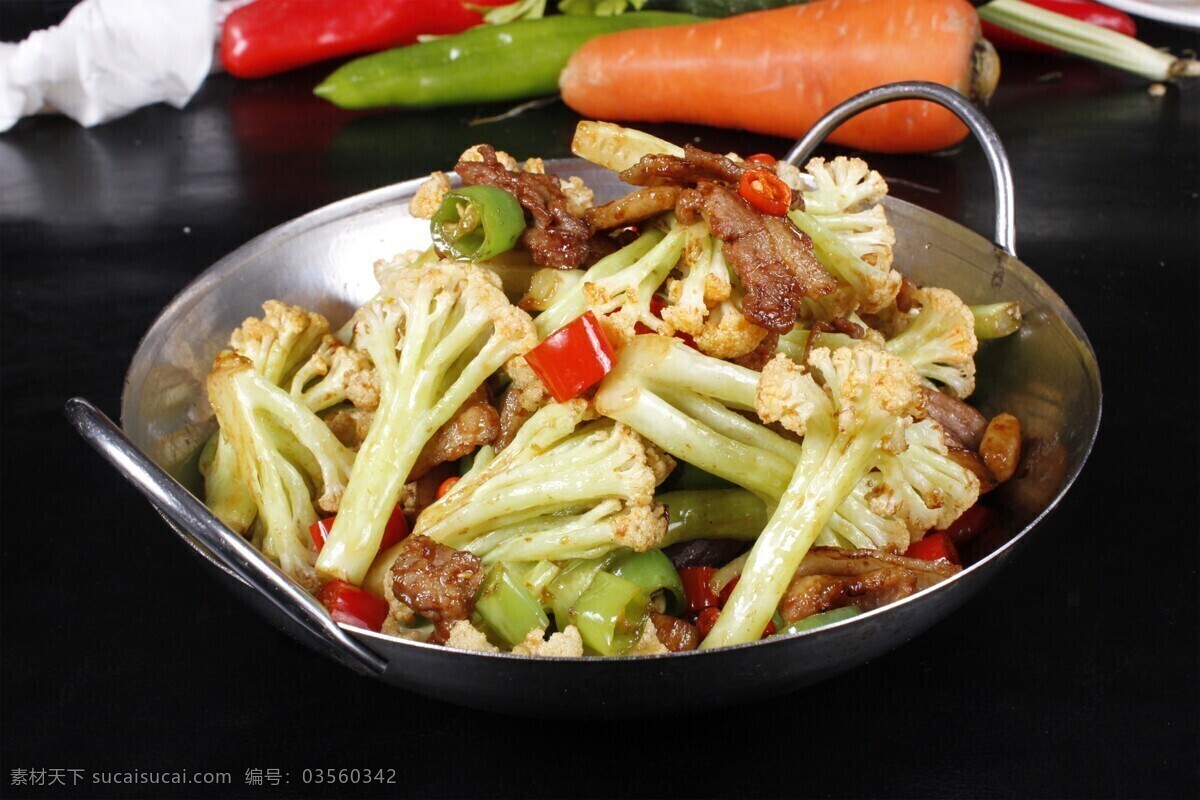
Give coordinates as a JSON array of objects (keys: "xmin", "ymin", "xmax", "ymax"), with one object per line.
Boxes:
[
  {"xmin": 611, "ymin": 549, "xmax": 686, "ymax": 616},
  {"xmin": 777, "ymin": 606, "xmax": 862, "ymax": 636},
  {"xmin": 430, "ymin": 186, "xmax": 525, "ymax": 262},
  {"xmin": 474, "ymin": 563, "xmax": 549, "ymax": 649},
  {"xmin": 573, "ymin": 571, "xmax": 649, "ymax": 656}
]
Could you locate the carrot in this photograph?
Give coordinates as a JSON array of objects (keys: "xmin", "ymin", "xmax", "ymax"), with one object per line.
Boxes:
[{"xmin": 559, "ymin": 0, "xmax": 1000, "ymax": 153}]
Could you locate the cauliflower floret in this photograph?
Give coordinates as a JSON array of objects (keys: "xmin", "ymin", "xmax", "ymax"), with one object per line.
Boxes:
[
  {"xmin": 692, "ymin": 300, "xmax": 769, "ymax": 360},
  {"xmin": 558, "ymin": 175, "xmax": 594, "ymax": 217},
  {"xmin": 802, "ymin": 156, "xmax": 889, "ymax": 215},
  {"xmin": 444, "ymin": 620, "xmax": 499, "ymax": 653},
  {"xmin": 511, "ymin": 625, "xmax": 584, "ymax": 657},
  {"xmin": 612, "ymin": 503, "xmax": 669, "ymax": 553},
  {"xmin": 289, "ymin": 335, "xmax": 373, "ymax": 413},
  {"xmin": 756, "ymin": 354, "xmax": 821, "ymax": 436},
  {"xmin": 883, "ymin": 286, "xmax": 978, "ymax": 399},
  {"xmin": 409, "ymin": 171, "xmax": 452, "ymax": 219},
  {"xmin": 460, "ymin": 144, "xmax": 519, "ymax": 171},
  {"xmin": 374, "ymin": 249, "xmax": 428, "ymax": 284},
  {"xmin": 229, "ymin": 300, "xmax": 330, "ymax": 386}
]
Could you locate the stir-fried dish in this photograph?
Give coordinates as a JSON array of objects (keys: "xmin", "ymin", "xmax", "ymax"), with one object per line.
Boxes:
[{"xmin": 200, "ymin": 121, "xmax": 1024, "ymax": 656}]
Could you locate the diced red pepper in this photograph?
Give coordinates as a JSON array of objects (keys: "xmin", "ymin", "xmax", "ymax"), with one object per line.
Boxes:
[
  {"xmin": 738, "ymin": 168, "xmax": 792, "ymax": 216},
  {"xmin": 678, "ymin": 566, "xmax": 719, "ymax": 614},
  {"xmin": 318, "ymin": 579, "xmax": 390, "ymax": 632},
  {"xmin": 761, "ymin": 618, "xmax": 777, "ymax": 638},
  {"xmin": 695, "ymin": 606, "xmax": 722, "ymax": 639},
  {"xmin": 525, "ymin": 311, "xmax": 616, "ymax": 403},
  {"xmin": 905, "ymin": 531, "xmax": 961, "ymax": 565},
  {"xmin": 745, "ymin": 153, "xmax": 777, "ymax": 165},
  {"xmin": 980, "ymin": 0, "xmax": 1136, "ymax": 54},
  {"xmin": 943, "ymin": 503, "xmax": 996, "ymax": 545},
  {"xmin": 310, "ymin": 505, "xmax": 408, "ymax": 553}
]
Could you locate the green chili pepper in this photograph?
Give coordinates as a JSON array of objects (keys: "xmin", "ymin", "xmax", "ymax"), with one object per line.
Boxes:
[
  {"xmin": 777, "ymin": 606, "xmax": 862, "ymax": 636},
  {"xmin": 313, "ymin": 13, "xmax": 702, "ymax": 110},
  {"xmin": 547, "ymin": 552, "xmax": 625, "ymax": 631},
  {"xmin": 970, "ymin": 301, "xmax": 1023, "ymax": 339},
  {"xmin": 657, "ymin": 489, "xmax": 769, "ymax": 547},
  {"xmin": 611, "ymin": 549, "xmax": 686, "ymax": 616},
  {"xmin": 431, "ymin": 186, "xmax": 525, "ymax": 262},
  {"xmin": 474, "ymin": 563, "xmax": 550, "ymax": 649},
  {"xmin": 573, "ymin": 571, "xmax": 650, "ymax": 656}
]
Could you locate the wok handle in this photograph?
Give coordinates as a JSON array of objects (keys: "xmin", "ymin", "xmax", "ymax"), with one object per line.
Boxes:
[
  {"xmin": 784, "ymin": 81, "xmax": 1017, "ymax": 258},
  {"xmin": 64, "ymin": 397, "xmax": 388, "ymax": 678}
]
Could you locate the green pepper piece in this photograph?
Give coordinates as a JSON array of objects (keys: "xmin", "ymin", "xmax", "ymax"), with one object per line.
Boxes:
[
  {"xmin": 431, "ymin": 186, "xmax": 525, "ymax": 262},
  {"xmin": 547, "ymin": 552, "xmax": 626, "ymax": 630},
  {"xmin": 573, "ymin": 571, "xmax": 649, "ymax": 656},
  {"xmin": 474, "ymin": 563, "xmax": 550, "ymax": 649},
  {"xmin": 611, "ymin": 549, "xmax": 686, "ymax": 616},
  {"xmin": 314, "ymin": 13, "xmax": 702, "ymax": 110},
  {"xmin": 777, "ymin": 606, "xmax": 862, "ymax": 636},
  {"xmin": 657, "ymin": 489, "xmax": 768, "ymax": 547},
  {"xmin": 970, "ymin": 302, "xmax": 1023, "ymax": 339}
]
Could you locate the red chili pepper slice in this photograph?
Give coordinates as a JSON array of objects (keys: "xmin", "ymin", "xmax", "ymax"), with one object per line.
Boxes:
[
  {"xmin": 436, "ymin": 476, "xmax": 460, "ymax": 500},
  {"xmin": 904, "ymin": 531, "xmax": 961, "ymax": 565},
  {"xmin": 718, "ymin": 575, "xmax": 739, "ymax": 608},
  {"xmin": 525, "ymin": 311, "xmax": 616, "ymax": 403},
  {"xmin": 318, "ymin": 579, "xmax": 390, "ymax": 632},
  {"xmin": 695, "ymin": 606, "xmax": 722, "ymax": 639},
  {"xmin": 745, "ymin": 153, "xmax": 777, "ymax": 165},
  {"xmin": 980, "ymin": 0, "xmax": 1136, "ymax": 54},
  {"xmin": 678, "ymin": 566, "xmax": 719, "ymax": 614},
  {"xmin": 631, "ymin": 294, "xmax": 698, "ymax": 348},
  {"xmin": 738, "ymin": 168, "xmax": 792, "ymax": 216},
  {"xmin": 310, "ymin": 505, "xmax": 408, "ymax": 552}
]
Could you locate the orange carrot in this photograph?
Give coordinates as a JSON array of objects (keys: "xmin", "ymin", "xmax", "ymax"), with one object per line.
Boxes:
[{"xmin": 559, "ymin": 0, "xmax": 999, "ymax": 153}]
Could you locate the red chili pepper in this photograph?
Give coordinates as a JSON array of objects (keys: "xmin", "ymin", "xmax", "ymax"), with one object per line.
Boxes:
[
  {"xmin": 436, "ymin": 476, "xmax": 460, "ymax": 500},
  {"xmin": 309, "ymin": 505, "xmax": 408, "ymax": 552},
  {"xmin": 745, "ymin": 153, "xmax": 777, "ymax": 165},
  {"xmin": 220, "ymin": 0, "xmax": 513, "ymax": 79},
  {"xmin": 678, "ymin": 566, "xmax": 719, "ymax": 614},
  {"xmin": 738, "ymin": 168, "xmax": 792, "ymax": 216},
  {"xmin": 943, "ymin": 503, "xmax": 995, "ymax": 545},
  {"xmin": 981, "ymin": 0, "xmax": 1136, "ymax": 54},
  {"xmin": 525, "ymin": 311, "xmax": 616, "ymax": 403},
  {"xmin": 695, "ymin": 606, "xmax": 722, "ymax": 639},
  {"xmin": 905, "ymin": 531, "xmax": 961, "ymax": 565},
  {"xmin": 318, "ymin": 580, "xmax": 390, "ymax": 631}
]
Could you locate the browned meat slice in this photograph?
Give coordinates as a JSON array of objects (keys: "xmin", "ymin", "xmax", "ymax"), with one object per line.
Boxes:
[
  {"xmin": 675, "ymin": 187, "xmax": 705, "ymax": 225},
  {"xmin": 620, "ymin": 144, "xmax": 746, "ymax": 187},
  {"xmin": 390, "ymin": 534, "xmax": 484, "ymax": 644},
  {"xmin": 649, "ymin": 613, "xmax": 700, "ymax": 652},
  {"xmin": 455, "ymin": 145, "xmax": 592, "ymax": 269},
  {"xmin": 584, "ymin": 186, "xmax": 682, "ymax": 230},
  {"xmin": 731, "ymin": 332, "xmax": 780, "ymax": 371},
  {"xmin": 699, "ymin": 183, "xmax": 835, "ymax": 332},
  {"xmin": 895, "ymin": 275, "xmax": 922, "ymax": 313},
  {"xmin": 918, "ymin": 386, "xmax": 987, "ymax": 450},
  {"xmin": 780, "ymin": 547, "xmax": 959, "ymax": 623},
  {"xmin": 946, "ymin": 445, "xmax": 998, "ymax": 494},
  {"xmin": 408, "ymin": 387, "xmax": 499, "ymax": 481}
]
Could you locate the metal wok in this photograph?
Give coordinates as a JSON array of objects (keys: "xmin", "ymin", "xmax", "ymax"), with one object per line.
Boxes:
[{"xmin": 67, "ymin": 83, "xmax": 1101, "ymax": 717}]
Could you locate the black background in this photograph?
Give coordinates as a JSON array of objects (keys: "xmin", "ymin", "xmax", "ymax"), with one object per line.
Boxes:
[{"xmin": 2, "ymin": 3, "xmax": 1198, "ymax": 798}]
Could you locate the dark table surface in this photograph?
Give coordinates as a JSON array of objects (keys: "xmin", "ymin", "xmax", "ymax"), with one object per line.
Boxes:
[{"xmin": 2, "ymin": 6, "xmax": 1198, "ymax": 799}]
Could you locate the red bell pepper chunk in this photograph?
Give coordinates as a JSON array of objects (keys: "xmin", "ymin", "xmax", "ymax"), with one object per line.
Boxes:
[
  {"xmin": 905, "ymin": 531, "xmax": 961, "ymax": 565},
  {"xmin": 632, "ymin": 294, "xmax": 697, "ymax": 348},
  {"xmin": 678, "ymin": 566, "xmax": 719, "ymax": 614},
  {"xmin": 738, "ymin": 168, "xmax": 792, "ymax": 216},
  {"xmin": 309, "ymin": 505, "xmax": 408, "ymax": 553},
  {"xmin": 980, "ymin": 0, "xmax": 1136, "ymax": 54},
  {"xmin": 525, "ymin": 311, "xmax": 616, "ymax": 403},
  {"xmin": 943, "ymin": 503, "xmax": 995, "ymax": 545},
  {"xmin": 718, "ymin": 575, "xmax": 739, "ymax": 608},
  {"xmin": 318, "ymin": 580, "xmax": 390, "ymax": 632}
]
